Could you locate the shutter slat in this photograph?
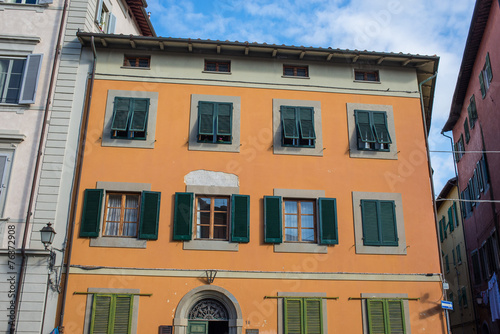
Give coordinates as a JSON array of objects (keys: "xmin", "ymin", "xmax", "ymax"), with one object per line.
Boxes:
[
  {"xmin": 129, "ymin": 99, "xmax": 149, "ymax": 131},
  {"xmin": 198, "ymin": 102, "xmax": 215, "ymax": 135},
  {"xmin": 387, "ymin": 300, "xmax": 405, "ymax": 334},
  {"xmin": 231, "ymin": 195, "xmax": 250, "ymax": 243},
  {"xmin": 479, "ymin": 72, "xmax": 486, "ymax": 98},
  {"xmin": 19, "ymin": 54, "xmax": 43, "ymax": 104},
  {"xmin": 285, "ymin": 299, "xmax": 302, "ymax": 334},
  {"xmin": 318, "ymin": 198, "xmax": 338, "ymax": 245},
  {"xmin": 380, "ymin": 201, "xmax": 398, "ymax": 245},
  {"xmin": 355, "ymin": 110, "xmax": 376, "ymax": 143},
  {"xmin": 80, "ymin": 189, "xmax": 104, "ymax": 237},
  {"xmin": 173, "ymin": 192, "xmax": 194, "ymax": 240},
  {"xmin": 299, "ymin": 107, "xmax": 316, "ymax": 140},
  {"xmin": 264, "ymin": 196, "xmax": 282, "ymax": 243},
  {"xmin": 111, "ymin": 98, "xmax": 132, "ymax": 131},
  {"xmin": 138, "ymin": 191, "xmax": 161, "ymax": 240},
  {"xmin": 282, "ymin": 107, "xmax": 299, "ymax": 139},
  {"xmin": 305, "ymin": 299, "xmax": 322, "ymax": 334},
  {"xmin": 113, "ymin": 295, "xmax": 132, "ymax": 333},
  {"xmin": 372, "ymin": 112, "xmax": 392, "ymax": 144},
  {"xmin": 361, "ymin": 200, "xmax": 379, "ymax": 245},
  {"xmin": 367, "ymin": 299, "xmax": 386, "ymax": 334},
  {"xmin": 91, "ymin": 295, "xmax": 111, "ymax": 334},
  {"xmin": 216, "ymin": 103, "xmax": 232, "ymax": 136}
]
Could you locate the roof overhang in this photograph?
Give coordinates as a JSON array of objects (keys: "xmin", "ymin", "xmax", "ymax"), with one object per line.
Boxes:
[
  {"xmin": 442, "ymin": 0, "xmax": 492, "ymax": 133},
  {"xmin": 125, "ymin": 0, "xmax": 155, "ymax": 37},
  {"xmin": 436, "ymin": 177, "xmax": 458, "ymax": 210}
]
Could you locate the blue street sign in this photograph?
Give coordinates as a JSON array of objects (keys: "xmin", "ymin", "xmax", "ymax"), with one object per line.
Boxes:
[{"xmin": 441, "ymin": 300, "xmax": 453, "ymax": 310}]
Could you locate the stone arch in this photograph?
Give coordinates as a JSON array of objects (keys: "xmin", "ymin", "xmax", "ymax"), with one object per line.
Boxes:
[{"xmin": 174, "ymin": 285, "xmax": 243, "ymax": 334}]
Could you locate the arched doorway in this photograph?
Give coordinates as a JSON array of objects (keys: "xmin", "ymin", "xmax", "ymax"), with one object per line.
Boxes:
[
  {"xmin": 187, "ymin": 298, "xmax": 229, "ymax": 334},
  {"xmin": 481, "ymin": 322, "xmax": 490, "ymax": 334}
]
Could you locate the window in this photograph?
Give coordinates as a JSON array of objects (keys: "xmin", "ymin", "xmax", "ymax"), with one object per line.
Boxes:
[
  {"xmin": 366, "ymin": 299, "xmax": 406, "ymax": 334},
  {"xmin": 189, "ymin": 95, "xmax": 241, "ymax": 153},
  {"xmin": 355, "ymin": 110, "xmax": 391, "ymax": 151},
  {"xmin": 460, "ymin": 287, "xmax": 468, "ymax": 308},
  {"xmin": 103, "ymin": 90, "xmax": 159, "ymax": 149},
  {"xmin": 352, "ymin": 192, "xmax": 406, "ymax": 255},
  {"xmin": 354, "ymin": 70, "xmax": 379, "ymax": 82},
  {"xmin": 79, "ymin": 183, "xmax": 161, "ymax": 248},
  {"xmin": 110, "ymin": 97, "xmax": 149, "ymax": 140},
  {"xmin": 195, "ymin": 196, "xmax": 229, "ymax": 240},
  {"xmin": 0, "ymin": 152, "xmax": 13, "ymax": 217},
  {"xmin": 449, "ymin": 292, "xmax": 454, "ymax": 310},
  {"xmin": 452, "ymin": 249, "xmax": 456, "ymax": 266},
  {"xmin": 281, "ymin": 106, "xmax": 316, "ymax": 147},
  {"xmin": 445, "ymin": 255, "xmax": 450, "ymax": 273},
  {"xmin": 464, "ymin": 118, "xmax": 470, "ymax": 144},
  {"xmin": 283, "ymin": 65, "xmax": 309, "ymax": 78},
  {"xmin": 197, "ymin": 101, "xmax": 233, "ymax": 144},
  {"xmin": 123, "ymin": 55, "xmax": 150, "ymax": 68},
  {"xmin": 204, "ymin": 60, "xmax": 230, "ymax": 73},
  {"xmin": 96, "ymin": 0, "xmax": 116, "ymax": 33},
  {"xmin": 273, "ymin": 99, "xmax": 323, "ymax": 156},
  {"xmin": 468, "ymin": 95, "xmax": 477, "ymax": 128},
  {"xmin": 90, "ymin": 294, "xmax": 133, "ymax": 333},
  {"xmin": 0, "ymin": 132, "xmax": 22, "ymax": 217},
  {"xmin": 264, "ymin": 189, "xmax": 338, "ymax": 254},
  {"xmin": 471, "ymin": 250, "xmax": 482, "ymax": 284},
  {"xmin": 455, "ymin": 135, "xmax": 465, "ymax": 163},
  {"xmin": 2, "ymin": 0, "xmax": 52, "ymax": 4},
  {"xmin": 479, "ymin": 52, "xmax": 493, "ymax": 98},
  {"xmin": 456, "ymin": 244, "xmax": 462, "ymax": 264},
  {"xmin": 283, "ymin": 298, "xmax": 322, "ymax": 334},
  {"xmin": 0, "ymin": 55, "xmax": 42, "ymax": 104}
]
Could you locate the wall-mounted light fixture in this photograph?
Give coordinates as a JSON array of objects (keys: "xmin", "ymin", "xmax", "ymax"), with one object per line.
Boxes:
[{"xmin": 205, "ymin": 270, "xmax": 217, "ymax": 284}]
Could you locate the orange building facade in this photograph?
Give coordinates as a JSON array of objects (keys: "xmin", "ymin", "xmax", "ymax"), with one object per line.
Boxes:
[{"xmin": 60, "ymin": 33, "xmax": 444, "ymax": 333}]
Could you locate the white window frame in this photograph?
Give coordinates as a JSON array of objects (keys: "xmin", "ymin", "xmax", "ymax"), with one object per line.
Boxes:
[{"xmin": 0, "ymin": 150, "xmax": 14, "ymax": 217}]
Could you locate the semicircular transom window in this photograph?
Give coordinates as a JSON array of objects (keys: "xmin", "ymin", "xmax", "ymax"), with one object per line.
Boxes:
[{"xmin": 188, "ymin": 298, "xmax": 229, "ymax": 320}]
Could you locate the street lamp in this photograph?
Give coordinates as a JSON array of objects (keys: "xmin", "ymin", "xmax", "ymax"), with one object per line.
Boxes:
[{"xmin": 40, "ymin": 222, "xmax": 56, "ymax": 250}]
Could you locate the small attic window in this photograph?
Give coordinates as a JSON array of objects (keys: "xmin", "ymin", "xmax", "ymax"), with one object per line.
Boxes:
[
  {"xmin": 123, "ymin": 55, "xmax": 151, "ymax": 68},
  {"xmin": 204, "ymin": 60, "xmax": 231, "ymax": 73},
  {"xmin": 354, "ymin": 70, "xmax": 379, "ymax": 82}
]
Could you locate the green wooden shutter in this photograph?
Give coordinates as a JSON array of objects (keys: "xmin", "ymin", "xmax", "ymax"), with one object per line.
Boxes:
[
  {"xmin": 448, "ymin": 207, "xmax": 454, "ymax": 232},
  {"xmin": 216, "ymin": 103, "xmax": 232, "ymax": 136},
  {"xmin": 453, "ymin": 202, "xmax": 459, "ymax": 227},
  {"xmin": 379, "ymin": 201, "xmax": 398, "ymax": 246},
  {"xmin": 481, "ymin": 155, "xmax": 489, "ymax": 186},
  {"xmin": 91, "ymin": 294, "xmax": 111, "ymax": 333},
  {"xmin": 467, "ymin": 104, "xmax": 473, "ymax": 127},
  {"xmin": 372, "ymin": 112, "xmax": 392, "ymax": 144},
  {"xmin": 452, "ymin": 249, "xmax": 456, "ymax": 265},
  {"xmin": 439, "ymin": 218, "xmax": 444, "ymax": 243},
  {"xmin": 387, "ymin": 300, "xmax": 405, "ymax": 333},
  {"xmin": 367, "ymin": 299, "xmax": 386, "ymax": 334},
  {"xmin": 138, "ymin": 191, "xmax": 161, "ymax": 240},
  {"xmin": 198, "ymin": 102, "xmax": 215, "ymax": 135},
  {"xmin": 113, "ymin": 295, "xmax": 133, "ymax": 333},
  {"xmin": 361, "ymin": 200, "xmax": 380, "ymax": 246},
  {"xmin": 304, "ymin": 299, "xmax": 322, "ymax": 334},
  {"xmin": 464, "ymin": 119, "xmax": 470, "ymax": 143},
  {"xmin": 462, "ymin": 287, "xmax": 468, "ymax": 307},
  {"xmin": 457, "ymin": 244, "xmax": 462, "ymax": 263},
  {"xmin": 442, "ymin": 217, "xmax": 447, "ymax": 239},
  {"xmin": 318, "ymin": 198, "xmax": 338, "ymax": 245},
  {"xmin": 355, "ymin": 110, "xmax": 375, "ymax": 143},
  {"xmin": 111, "ymin": 98, "xmax": 132, "ymax": 131},
  {"xmin": 479, "ymin": 71, "xmax": 486, "ymax": 98},
  {"xmin": 231, "ymin": 194, "xmax": 250, "ymax": 243},
  {"xmin": 485, "ymin": 52, "xmax": 493, "ymax": 83},
  {"xmin": 445, "ymin": 255, "xmax": 449, "ymax": 272},
  {"xmin": 284, "ymin": 299, "xmax": 302, "ymax": 334},
  {"xmin": 298, "ymin": 107, "xmax": 316, "ymax": 140},
  {"xmin": 173, "ymin": 192, "xmax": 193, "ymax": 240},
  {"xmin": 80, "ymin": 189, "xmax": 104, "ymax": 238},
  {"xmin": 264, "ymin": 196, "xmax": 282, "ymax": 243},
  {"xmin": 454, "ymin": 142, "xmax": 459, "ymax": 162},
  {"xmin": 281, "ymin": 106, "xmax": 299, "ymax": 139},
  {"xmin": 470, "ymin": 95, "xmax": 477, "ymax": 121},
  {"xmin": 129, "ymin": 98, "xmax": 149, "ymax": 131}
]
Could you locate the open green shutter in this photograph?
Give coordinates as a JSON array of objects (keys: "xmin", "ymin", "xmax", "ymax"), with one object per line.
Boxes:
[
  {"xmin": 129, "ymin": 98, "xmax": 149, "ymax": 131},
  {"xmin": 379, "ymin": 201, "xmax": 398, "ymax": 246},
  {"xmin": 298, "ymin": 107, "xmax": 316, "ymax": 140},
  {"xmin": 387, "ymin": 300, "xmax": 405, "ymax": 333},
  {"xmin": 113, "ymin": 295, "xmax": 133, "ymax": 333},
  {"xmin": 198, "ymin": 102, "xmax": 215, "ymax": 135},
  {"xmin": 453, "ymin": 202, "xmax": 459, "ymax": 227},
  {"xmin": 284, "ymin": 299, "xmax": 302, "ymax": 334},
  {"xmin": 464, "ymin": 119, "xmax": 470, "ymax": 143},
  {"xmin": 439, "ymin": 218, "xmax": 444, "ymax": 243},
  {"xmin": 372, "ymin": 112, "xmax": 392, "ymax": 144},
  {"xmin": 281, "ymin": 106, "xmax": 299, "ymax": 139},
  {"xmin": 91, "ymin": 294, "xmax": 111, "ymax": 333},
  {"xmin": 231, "ymin": 194, "xmax": 250, "ymax": 243},
  {"xmin": 138, "ymin": 191, "xmax": 161, "ymax": 240},
  {"xmin": 457, "ymin": 244, "xmax": 462, "ymax": 263},
  {"xmin": 264, "ymin": 196, "xmax": 282, "ymax": 243},
  {"xmin": 111, "ymin": 97, "xmax": 132, "ymax": 131},
  {"xmin": 442, "ymin": 218, "xmax": 447, "ymax": 238},
  {"xmin": 448, "ymin": 207, "xmax": 454, "ymax": 232},
  {"xmin": 367, "ymin": 299, "xmax": 385, "ymax": 334},
  {"xmin": 355, "ymin": 110, "xmax": 376, "ymax": 143},
  {"xmin": 470, "ymin": 95, "xmax": 477, "ymax": 120},
  {"xmin": 486, "ymin": 52, "xmax": 493, "ymax": 83},
  {"xmin": 173, "ymin": 192, "xmax": 193, "ymax": 240},
  {"xmin": 318, "ymin": 198, "xmax": 338, "ymax": 245},
  {"xmin": 80, "ymin": 189, "xmax": 103, "ymax": 237},
  {"xmin": 216, "ymin": 103, "xmax": 232, "ymax": 136},
  {"xmin": 361, "ymin": 200, "xmax": 380, "ymax": 246},
  {"xmin": 479, "ymin": 72, "xmax": 486, "ymax": 98},
  {"xmin": 481, "ymin": 155, "xmax": 489, "ymax": 186},
  {"xmin": 304, "ymin": 299, "xmax": 322, "ymax": 334}
]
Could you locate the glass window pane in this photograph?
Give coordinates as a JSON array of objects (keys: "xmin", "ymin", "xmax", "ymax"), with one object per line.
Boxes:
[
  {"xmin": 214, "ymin": 198, "xmax": 228, "ymax": 211},
  {"xmin": 301, "ymin": 202, "xmax": 314, "ymax": 214},
  {"xmin": 301, "ymin": 215, "xmax": 314, "ymax": 228},
  {"xmin": 285, "ymin": 215, "xmax": 298, "ymax": 228},
  {"xmin": 355, "ymin": 72, "xmax": 365, "ymax": 80},
  {"xmin": 214, "ymin": 212, "xmax": 227, "ymax": 226},
  {"xmin": 197, "ymin": 225, "xmax": 209, "ymax": 239},
  {"xmin": 106, "ymin": 208, "xmax": 121, "ymax": 222},
  {"xmin": 124, "ymin": 209, "xmax": 138, "ymax": 222},
  {"xmin": 206, "ymin": 63, "xmax": 216, "ymax": 71},
  {"xmin": 198, "ymin": 212, "xmax": 210, "ymax": 225},
  {"xmin": 123, "ymin": 223, "xmax": 137, "ymax": 237},
  {"xmin": 296, "ymin": 68, "xmax": 307, "ymax": 76},
  {"xmin": 213, "ymin": 226, "xmax": 227, "ymax": 240},
  {"xmin": 105, "ymin": 222, "xmax": 119, "ymax": 236},
  {"xmin": 198, "ymin": 198, "xmax": 211, "ymax": 210},
  {"xmin": 284, "ymin": 67, "xmax": 294, "ymax": 76},
  {"xmin": 302, "ymin": 229, "xmax": 315, "ymax": 242},
  {"xmin": 285, "ymin": 228, "xmax": 298, "ymax": 241},
  {"xmin": 285, "ymin": 201, "xmax": 298, "ymax": 214},
  {"xmin": 366, "ymin": 72, "xmax": 378, "ymax": 81}
]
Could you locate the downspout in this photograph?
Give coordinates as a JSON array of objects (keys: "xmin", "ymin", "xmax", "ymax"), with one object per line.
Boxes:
[
  {"xmin": 9, "ymin": 0, "xmax": 69, "ymax": 332},
  {"xmin": 57, "ymin": 35, "xmax": 97, "ymax": 333},
  {"xmin": 418, "ymin": 73, "xmax": 450, "ymax": 334}
]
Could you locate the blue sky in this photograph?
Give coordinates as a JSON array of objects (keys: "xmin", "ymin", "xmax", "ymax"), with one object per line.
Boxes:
[{"xmin": 147, "ymin": 0, "xmax": 476, "ymax": 193}]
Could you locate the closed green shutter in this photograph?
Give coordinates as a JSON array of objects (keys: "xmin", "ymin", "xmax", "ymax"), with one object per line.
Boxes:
[
  {"xmin": 439, "ymin": 217, "xmax": 444, "ymax": 243},
  {"xmin": 445, "ymin": 255, "xmax": 449, "ymax": 272},
  {"xmin": 138, "ymin": 191, "xmax": 161, "ymax": 240},
  {"xmin": 113, "ymin": 295, "xmax": 132, "ymax": 333},
  {"xmin": 485, "ymin": 52, "xmax": 492, "ymax": 83},
  {"xmin": 129, "ymin": 98, "xmax": 149, "ymax": 131},
  {"xmin": 216, "ymin": 103, "xmax": 232, "ymax": 136},
  {"xmin": 361, "ymin": 200, "xmax": 380, "ymax": 246},
  {"xmin": 379, "ymin": 201, "xmax": 398, "ymax": 246},
  {"xmin": 479, "ymin": 71, "xmax": 486, "ymax": 98},
  {"xmin": 387, "ymin": 300, "xmax": 405, "ymax": 334},
  {"xmin": 284, "ymin": 299, "xmax": 302, "ymax": 334},
  {"xmin": 111, "ymin": 98, "xmax": 132, "ymax": 131},
  {"xmin": 91, "ymin": 294, "xmax": 111, "ymax": 333},
  {"xmin": 173, "ymin": 192, "xmax": 194, "ymax": 240},
  {"xmin": 281, "ymin": 107, "xmax": 299, "ymax": 139},
  {"xmin": 318, "ymin": 198, "xmax": 338, "ymax": 245},
  {"xmin": 462, "ymin": 287, "xmax": 468, "ymax": 307},
  {"xmin": 355, "ymin": 110, "xmax": 376, "ymax": 143},
  {"xmin": 231, "ymin": 194, "xmax": 250, "ymax": 243},
  {"xmin": 80, "ymin": 189, "xmax": 104, "ymax": 238},
  {"xmin": 367, "ymin": 299, "xmax": 386, "ymax": 334},
  {"xmin": 453, "ymin": 202, "xmax": 459, "ymax": 227},
  {"xmin": 264, "ymin": 196, "xmax": 282, "ymax": 243},
  {"xmin": 372, "ymin": 112, "xmax": 392, "ymax": 144},
  {"xmin": 198, "ymin": 102, "xmax": 215, "ymax": 135},
  {"xmin": 298, "ymin": 107, "xmax": 316, "ymax": 140},
  {"xmin": 304, "ymin": 299, "xmax": 322, "ymax": 334},
  {"xmin": 448, "ymin": 207, "xmax": 454, "ymax": 232}
]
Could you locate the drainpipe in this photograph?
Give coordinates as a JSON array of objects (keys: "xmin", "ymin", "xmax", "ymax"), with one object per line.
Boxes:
[
  {"xmin": 9, "ymin": 0, "xmax": 69, "ymax": 332},
  {"xmin": 418, "ymin": 73, "xmax": 451, "ymax": 334},
  {"xmin": 57, "ymin": 36, "xmax": 97, "ymax": 333}
]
